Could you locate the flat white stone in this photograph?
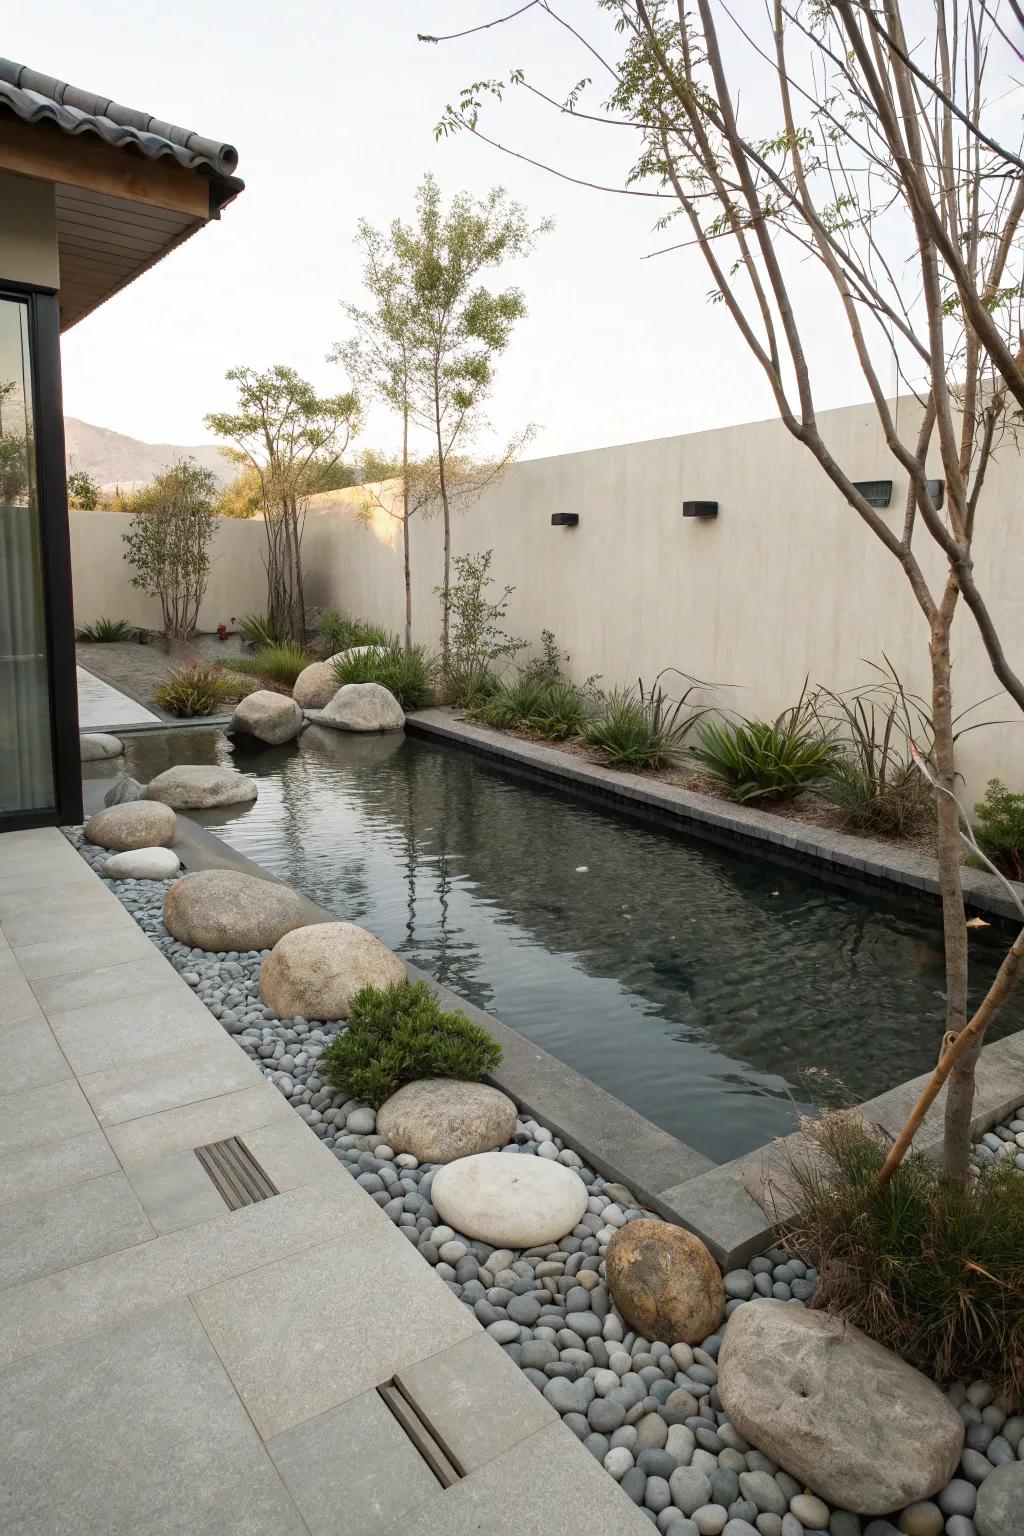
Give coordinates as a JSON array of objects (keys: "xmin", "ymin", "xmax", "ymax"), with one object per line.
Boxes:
[
  {"xmin": 431, "ymin": 1150, "xmax": 589, "ymax": 1249},
  {"xmin": 80, "ymin": 733, "xmax": 124, "ymax": 761},
  {"xmin": 102, "ymin": 847, "xmax": 181, "ymax": 880}
]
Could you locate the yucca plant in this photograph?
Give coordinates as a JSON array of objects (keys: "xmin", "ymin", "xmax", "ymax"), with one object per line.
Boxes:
[
  {"xmin": 332, "ymin": 640, "xmax": 435, "ymax": 711},
  {"xmin": 692, "ymin": 684, "xmax": 840, "ymax": 802},
  {"xmin": 230, "ymin": 641, "xmax": 315, "ymax": 686},
  {"xmin": 77, "ymin": 616, "xmax": 135, "ymax": 643},
  {"xmin": 235, "ymin": 612, "xmax": 285, "ymax": 650},
  {"xmin": 583, "ymin": 670, "xmax": 711, "ymax": 771}
]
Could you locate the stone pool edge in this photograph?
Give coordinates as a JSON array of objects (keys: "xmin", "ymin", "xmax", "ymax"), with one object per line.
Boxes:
[
  {"xmin": 406, "ymin": 707, "xmax": 1024, "ymax": 925},
  {"xmin": 170, "ymin": 816, "xmax": 1024, "ymax": 1269}
]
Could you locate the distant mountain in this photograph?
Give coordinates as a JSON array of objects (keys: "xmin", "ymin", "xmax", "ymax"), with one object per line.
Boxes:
[{"xmin": 64, "ymin": 417, "xmax": 235, "ymax": 492}]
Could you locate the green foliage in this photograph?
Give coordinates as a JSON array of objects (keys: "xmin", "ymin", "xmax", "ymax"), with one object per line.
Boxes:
[
  {"xmin": 783, "ymin": 1112, "xmax": 1024, "ymax": 1404},
  {"xmin": 231, "ymin": 642, "xmax": 315, "ymax": 686},
  {"xmin": 521, "ymin": 628, "xmax": 569, "ymax": 684},
  {"xmin": 472, "ymin": 672, "xmax": 591, "ymax": 741},
  {"xmin": 154, "ymin": 661, "xmax": 239, "ymax": 717},
  {"xmin": 444, "ymin": 655, "xmax": 501, "ymax": 710},
  {"xmin": 121, "ymin": 458, "xmax": 218, "ymax": 640},
  {"xmin": 0, "ymin": 432, "xmax": 28, "ymax": 503},
  {"xmin": 822, "ymin": 759, "xmax": 929, "ymax": 837},
  {"xmin": 974, "ymin": 779, "xmax": 1024, "ymax": 881},
  {"xmin": 441, "ymin": 549, "xmax": 525, "ymax": 683},
  {"xmin": 583, "ymin": 672, "xmax": 711, "ymax": 771},
  {"xmin": 318, "ymin": 978, "xmax": 502, "ymax": 1108},
  {"xmin": 692, "ymin": 688, "xmax": 839, "ymax": 802},
  {"xmin": 67, "ymin": 467, "xmax": 101, "ymax": 509},
  {"xmin": 815, "ymin": 663, "xmax": 932, "ymax": 835},
  {"xmin": 77, "ymin": 617, "xmax": 135, "ymax": 643},
  {"xmin": 332, "ymin": 641, "xmax": 435, "ymax": 710},
  {"xmin": 235, "ymin": 612, "xmax": 286, "ymax": 649},
  {"xmin": 314, "ymin": 607, "xmax": 394, "ymax": 657}
]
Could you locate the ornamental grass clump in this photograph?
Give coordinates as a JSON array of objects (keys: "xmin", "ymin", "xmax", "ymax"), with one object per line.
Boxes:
[
  {"xmin": 314, "ymin": 606, "xmax": 393, "ymax": 657},
  {"xmin": 230, "ymin": 641, "xmax": 315, "ymax": 686},
  {"xmin": 583, "ymin": 671, "xmax": 710, "ymax": 771},
  {"xmin": 472, "ymin": 672, "xmax": 592, "ymax": 741},
  {"xmin": 77, "ymin": 616, "xmax": 136, "ymax": 643},
  {"xmin": 692, "ymin": 686, "xmax": 839, "ymax": 802},
  {"xmin": 332, "ymin": 640, "xmax": 435, "ymax": 711},
  {"xmin": 778, "ymin": 1111, "xmax": 1024, "ymax": 1403},
  {"xmin": 154, "ymin": 661, "xmax": 241, "ymax": 717},
  {"xmin": 319, "ymin": 978, "xmax": 502, "ymax": 1108}
]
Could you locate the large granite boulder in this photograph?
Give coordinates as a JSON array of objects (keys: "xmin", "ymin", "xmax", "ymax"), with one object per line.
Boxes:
[
  {"xmin": 102, "ymin": 847, "xmax": 181, "ymax": 880},
  {"xmin": 431, "ymin": 1151, "xmax": 589, "ymax": 1248},
  {"xmin": 104, "ymin": 775, "xmax": 146, "ymax": 807},
  {"xmin": 231, "ymin": 689, "xmax": 303, "ymax": 745},
  {"xmin": 604, "ymin": 1219, "xmax": 724, "ymax": 1346},
  {"xmin": 80, "ymin": 733, "xmax": 123, "ymax": 762},
  {"xmin": 717, "ymin": 1300, "xmax": 964, "ymax": 1514},
  {"xmin": 164, "ymin": 869, "xmax": 308, "ymax": 952},
  {"xmin": 85, "ymin": 800, "xmax": 177, "ymax": 851},
  {"xmin": 146, "ymin": 764, "xmax": 257, "ymax": 809},
  {"xmin": 309, "ymin": 682, "xmax": 404, "ymax": 733},
  {"xmin": 258, "ymin": 921, "xmax": 405, "ymax": 1021},
  {"xmin": 292, "ymin": 662, "xmax": 340, "ymax": 711},
  {"xmin": 976, "ymin": 1462, "xmax": 1024, "ymax": 1536},
  {"xmin": 376, "ymin": 1080, "xmax": 518, "ymax": 1164}
]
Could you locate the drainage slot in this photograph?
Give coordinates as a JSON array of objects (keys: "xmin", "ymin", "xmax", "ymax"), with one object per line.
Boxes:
[
  {"xmin": 377, "ymin": 1378, "xmax": 464, "ymax": 1488},
  {"xmin": 194, "ymin": 1137, "xmax": 277, "ymax": 1210}
]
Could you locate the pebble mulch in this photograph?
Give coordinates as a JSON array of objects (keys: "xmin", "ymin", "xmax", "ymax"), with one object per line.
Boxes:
[{"xmin": 69, "ymin": 831, "xmax": 1023, "ymax": 1536}]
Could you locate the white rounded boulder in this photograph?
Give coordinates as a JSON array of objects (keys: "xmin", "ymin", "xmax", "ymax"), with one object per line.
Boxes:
[
  {"xmin": 146, "ymin": 764, "xmax": 257, "ymax": 810},
  {"xmin": 292, "ymin": 662, "xmax": 340, "ymax": 711},
  {"xmin": 231, "ymin": 689, "xmax": 303, "ymax": 744},
  {"xmin": 85, "ymin": 800, "xmax": 177, "ymax": 851},
  {"xmin": 258, "ymin": 921, "xmax": 405, "ymax": 1021},
  {"xmin": 309, "ymin": 682, "xmax": 404, "ymax": 733},
  {"xmin": 80, "ymin": 733, "xmax": 124, "ymax": 762},
  {"xmin": 101, "ymin": 846, "xmax": 181, "ymax": 880},
  {"xmin": 431, "ymin": 1150, "xmax": 589, "ymax": 1248}
]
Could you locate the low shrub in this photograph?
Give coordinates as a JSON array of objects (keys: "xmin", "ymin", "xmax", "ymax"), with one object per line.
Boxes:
[
  {"xmin": 236, "ymin": 612, "xmax": 285, "ymax": 649},
  {"xmin": 443, "ymin": 656, "xmax": 500, "ymax": 710},
  {"xmin": 779, "ymin": 1111, "xmax": 1024, "ymax": 1403},
  {"xmin": 815, "ymin": 665, "xmax": 933, "ymax": 836},
  {"xmin": 472, "ymin": 672, "xmax": 592, "ymax": 741},
  {"xmin": 332, "ymin": 641, "xmax": 435, "ymax": 711},
  {"xmin": 583, "ymin": 672, "xmax": 710, "ymax": 771},
  {"xmin": 974, "ymin": 778, "xmax": 1024, "ymax": 880},
  {"xmin": 314, "ymin": 606, "xmax": 393, "ymax": 657},
  {"xmin": 154, "ymin": 661, "xmax": 238, "ymax": 717},
  {"xmin": 821, "ymin": 757, "xmax": 930, "ymax": 837},
  {"xmin": 520, "ymin": 628, "xmax": 569, "ymax": 685},
  {"xmin": 691, "ymin": 688, "xmax": 839, "ymax": 802},
  {"xmin": 231, "ymin": 642, "xmax": 315, "ymax": 686},
  {"xmin": 77, "ymin": 616, "xmax": 135, "ymax": 643},
  {"xmin": 318, "ymin": 978, "xmax": 502, "ymax": 1107}
]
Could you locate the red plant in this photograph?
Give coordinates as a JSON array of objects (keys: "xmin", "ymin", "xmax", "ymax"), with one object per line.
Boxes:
[{"xmin": 217, "ymin": 623, "xmax": 229, "ymax": 642}]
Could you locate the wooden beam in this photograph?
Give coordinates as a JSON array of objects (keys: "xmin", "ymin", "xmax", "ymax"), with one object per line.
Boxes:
[{"xmin": 0, "ymin": 117, "xmax": 210, "ymax": 219}]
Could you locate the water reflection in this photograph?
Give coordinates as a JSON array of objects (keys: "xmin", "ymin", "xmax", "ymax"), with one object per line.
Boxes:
[{"xmin": 116, "ymin": 727, "xmax": 1024, "ymax": 1163}]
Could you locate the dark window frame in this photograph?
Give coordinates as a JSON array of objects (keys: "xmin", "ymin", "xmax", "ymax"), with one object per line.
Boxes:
[{"xmin": 0, "ymin": 281, "xmax": 82, "ymax": 832}]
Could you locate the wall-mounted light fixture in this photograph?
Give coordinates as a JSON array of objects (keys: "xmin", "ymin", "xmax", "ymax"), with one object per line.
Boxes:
[
  {"xmin": 682, "ymin": 500, "xmax": 718, "ymax": 519},
  {"xmin": 852, "ymin": 480, "xmax": 893, "ymax": 508},
  {"xmin": 927, "ymin": 478, "xmax": 944, "ymax": 509},
  {"xmin": 550, "ymin": 512, "xmax": 579, "ymax": 527}
]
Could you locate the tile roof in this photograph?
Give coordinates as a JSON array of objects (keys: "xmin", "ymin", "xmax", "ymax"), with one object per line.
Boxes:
[{"xmin": 0, "ymin": 58, "xmax": 241, "ymax": 183}]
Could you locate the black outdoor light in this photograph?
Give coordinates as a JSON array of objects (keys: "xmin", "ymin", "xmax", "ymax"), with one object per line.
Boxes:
[
  {"xmin": 927, "ymin": 478, "xmax": 945, "ymax": 509},
  {"xmin": 550, "ymin": 512, "xmax": 579, "ymax": 527},
  {"xmin": 852, "ymin": 479, "xmax": 893, "ymax": 508},
  {"xmin": 682, "ymin": 500, "xmax": 718, "ymax": 518}
]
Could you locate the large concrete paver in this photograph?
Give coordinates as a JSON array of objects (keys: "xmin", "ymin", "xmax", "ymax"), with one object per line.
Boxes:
[
  {"xmin": 0, "ymin": 1011, "xmax": 73, "ymax": 1095},
  {"xmin": 0, "ymin": 1169, "xmax": 155, "ymax": 1291},
  {"xmin": 105, "ymin": 1080, "xmax": 293, "ymax": 1167},
  {"xmin": 79, "ymin": 1035, "xmax": 255, "ymax": 1125},
  {"xmin": 0, "ymin": 1129, "xmax": 118, "ymax": 1210},
  {"xmin": 0, "ymin": 1078, "xmax": 99, "ymax": 1158},
  {"xmin": 0, "ymin": 1297, "xmax": 306, "ymax": 1535},
  {"xmin": 47, "ymin": 986, "xmax": 218, "ymax": 1076},
  {"xmin": 28, "ymin": 953, "xmax": 175, "ymax": 1014}
]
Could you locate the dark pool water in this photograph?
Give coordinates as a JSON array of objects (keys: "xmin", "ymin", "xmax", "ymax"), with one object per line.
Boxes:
[{"xmin": 103, "ymin": 727, "xmax": 1024, "ymax": 1164}]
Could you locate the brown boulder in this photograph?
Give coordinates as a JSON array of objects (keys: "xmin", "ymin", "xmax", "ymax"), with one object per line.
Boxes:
[
  {"xmin": 258, "ymin": 921, "xmax": 405, "ymax": 1021},
  {"xmin": 164, "ymin": 869, "xmax": 308, "ymax": 952},
  {"xmin": 376, "ymin": 1079, "xmax": 518, "ymax": 1164},
  {"xmin": 85, "ymin": 800, "xmax": 177, "ymax": 851},
  {"xmin": 604, "ymin": 1219, "xmax": 724, "ymax": 1345}
]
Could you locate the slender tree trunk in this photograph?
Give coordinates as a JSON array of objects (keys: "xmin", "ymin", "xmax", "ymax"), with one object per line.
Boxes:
[
  {"xmin": 929, "ymin": 616, "xmax": 973, "ymax": 1176},
  {"xmin": 402, "ymin": 407, "xmax": 412, "ymax": 651},
  {"xmin": 433, "ymin": 368, "xmax": 452, "ymax": 658}
]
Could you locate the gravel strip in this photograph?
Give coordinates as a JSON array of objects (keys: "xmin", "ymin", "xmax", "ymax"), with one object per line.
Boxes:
[{"xmin": 69, "ymin": 829, "xmax": 1023, "ymax": 1534}]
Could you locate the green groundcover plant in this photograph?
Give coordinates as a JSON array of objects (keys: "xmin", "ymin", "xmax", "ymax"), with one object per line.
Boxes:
[
  {"xmin": 974, "ymin": 779, "xmax": 1024, "ymax": 882},
  {"xmin": 332, "ymin": 641, "xmax": 435, "ymax": 711},
  {"xmin": 319, "ymin": 979, "xmax": 502, "ymax": 1108},
  {"xmin": 230, "ymin": 642, "xmax": 315, "ymax": 686},
  {"xmin": 692, "ymin": 687, "xmax": 840, "ymax": 802}
]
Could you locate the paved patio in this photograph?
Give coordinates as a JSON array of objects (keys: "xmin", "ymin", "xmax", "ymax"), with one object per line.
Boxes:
[
  {"xmin": 77, "ymin": 663, "xmax": 160, "ymax": 729},
  {"xmin": 0, "ymin": 826, "xmax": 649, "ymax": 1535}
]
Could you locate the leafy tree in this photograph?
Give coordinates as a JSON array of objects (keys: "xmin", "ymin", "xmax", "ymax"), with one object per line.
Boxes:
[
  {"xmin": 0, "ymin": 434, "xmax": 27, "ymax": 504},
  {"xmin": 0, "ymin": 379, "xmax": 16, "ymax": 437},
  {"xmin": 430, "ymin": 0, "xmax": 1024, "ymax": 1180},
  {"xmin": 205, "ymin": 366, "xmax": 359, "ymax": 641},
  {"xmin": 335, "ymin": 177, "xmax": 546, "ymax": 656},
  {"xmin": 121, "ymin": 458, "xmax": 218, "ymax": 638},
  {"xmin": 67, "ymin": 466, "xmax": 100, "ymax": 510}
]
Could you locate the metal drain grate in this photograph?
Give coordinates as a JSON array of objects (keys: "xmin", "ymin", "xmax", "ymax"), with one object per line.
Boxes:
[
  {"xmin": 377, "ymin": 1377, "xmax": 464, "ymax": 1488},
  {"xmin": 194, "ymin": 1137, "xmax": 278, "ymax": 1210}
]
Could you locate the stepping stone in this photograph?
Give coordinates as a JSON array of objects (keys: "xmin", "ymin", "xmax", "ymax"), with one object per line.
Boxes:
[{"xmin": 85, "ymin": 801, "xmax": 177, "ymax": 851}]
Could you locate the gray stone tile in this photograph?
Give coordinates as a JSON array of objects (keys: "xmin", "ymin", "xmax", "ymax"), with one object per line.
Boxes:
[
  {"xmin": 1, "ymin": 900, "xmax": 138, "ymax": 948},
  {"xmin": 192, "ymin": 1222, "xmax": 479, "ymax": 1438},
  {"xmin": 396, "ymin": 1330, "xmax": 556, "ymax": 1473},
  {"xmin": 4, "ymin": 972, "xmax": 45, "ymax": 1026},
  {"xmin": 0, "ymin": 1012, "xmax": 72, "ymax": 1095},
  {"xmin": 0, "ymin": 1175, "xmax": 363, "ymax": 1369},
  {"xmin": 47, "ymin": 987, "xmax": 218, "ymax": 1076},
  {"xmin": 0, "ymin": 930, "xmax": 16, "ymax": 973},
  {"xmin": 30, "ymin": 954, "xmax": 174, "ymax": 1015},
  {"xmin": 240, "ymin": 1115, "xmax": 340, "ymax": 1191},
  {"xmin": 0, "ymin": 1078, "xmax": 98, "ymax": 1158},
  {"xmin": 0, "ymin": 857, "xmax": 98, "ymax": 899},
  {"xmin": 0, "ymin": 875, "xmax": 114, "ymax": 921},
  {"xmin": 0, "ymin": 1169, "xmax": 154, "ymax": 1291},
  {"xmin": 379, "ymin": 1420, "xmax": 653, "ymax": 1536},
  {"xmin": 127, "ymin": 1148, "xmax": 230, "ymax": 1234},
  {"xmin": 267, "ymin": 1388, "xmax": 440, "ymax": 1536},
  {"xmin": 79, "ymin": 1036, "xmax": 255, "ymax": 1125},
  {"xmin": 13, "ymin": 925, "xmax": 155, "ymax": 981},
  {"xmin": 0, "ymin": 1130, "xmax": 118, "ymax": 1209},
  {"xmin": 0, "ymin": 1297, "xmax": 306, "ymax": 1535},
  {"xmin": 106, "ymin": 1081, "xmax": 293, "ymax": 1167}
]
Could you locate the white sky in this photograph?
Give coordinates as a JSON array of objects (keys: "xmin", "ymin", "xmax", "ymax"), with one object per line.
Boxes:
[{"xmin": 10, "ymin": 1, "xmax": 1016, "ymax": 460}]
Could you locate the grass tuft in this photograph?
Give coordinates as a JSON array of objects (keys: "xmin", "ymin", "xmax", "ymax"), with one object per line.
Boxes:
[
  {"xmin": 77, "ymin": 617, "xmax": 135, "ymax": 643},
  {"xmin": 154, "ymin": 661, "xmax": 245, "ymax": 717},
  {"xmin": 332, "ymin": 641, "xmax": 435, "ymax": 711},
  {"xmin": 230, "ymin": 642, "xmax": 316, "ymax": 686},
  {"xmin": 314, "ymin": 607, "xmax": 394, "ymax": 657}
]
